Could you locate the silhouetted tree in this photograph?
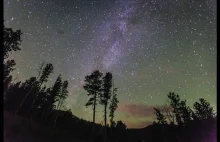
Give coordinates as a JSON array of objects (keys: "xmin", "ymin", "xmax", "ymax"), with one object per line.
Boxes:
[
  {"xmin": 15, "ymin": 77, "xmax": 39, "ymax": 115},
  {"xmin": 163, "ymin": 105, "xmax": 175, "ymax": 125},
  {"xmin": 3, "ymin": 24, "xmax": 22, "ymax": 98},
  {"xmin": 3, "ymin": 60, "xmax": 15, "ymax": 81},
  {"xmin": 109, "ymin": 87, "xmax": 119, "ymax": 128},
  {"xmin": 83, "ymin": 70, "xmax": 103, "ymax": 142},
  {"xmin": 150, "ymin": 92, "xmax": 217, "ymax": 142},
  {"xmin": 153, "ymin": 108, "xmax": 167, "ymax": 124},
  {"xmin": 34, "ymin": 85, "xmax": 48, "ymax": 109},
  {"xmin": 31, "ymin": 63, "xmax": 53, "ymax": 110},
  {"xmin": 50, "ymin": 75, "xmax": 62, "ymax": 107},
  {"xmin": 54, "ymin": 80, "xmax": 69, "ymax": 128},
  {"xmin": 167, "ymin": 92, "xmax": 192, "ymax": 126},
  {"xmin": 41, "ymin": 87, "xmax": 52, "ymax": 120},
  {"xmin": 3, "ymin": 25, "xmax": 21, "ymax": 80},
  {"xmin": 168, "ymin": 92, "xmax": 183, "ymax": 126},
  {"xmin": 193, "ymin": 98, "xmax": 215, "ymax": 120},
  {"xmin": 58, "ymin": 80, "xmax": 69, "ymax": 109},
  {"xmin": 110, "ymin": 120, "xmax": 116, "ymax": 128},
  {"xmin": 179, "ymin": 100, "xmax": 192, "ymax": 125},
  {"xmin": 116, "ymin": 120, "xmax": 127, "ymax": 129},
  {"xmin": 45, "ymin": 75, "xmax": 62, "ymax": 122},
  {"xmin": 100, "ymin": 72, "xmax": 112, "ymax": 142},
  {"xmin": 4, "ymin": 75, "xmax": 12, "ymax": 100},
  {"xmin": 4, "ymin": 81, "xmax": 23, "ymax": 112},
  {"xmin": 23, "ymin": 77, "xmax": 38, "ymax": 88},
  {"xmin": 15, "ymin": 63, "xmax": 53, "ymax": 115},
  {"xmin": 3, "ymin": 24, "xmax": 22, "ymax": 59},
  {"xmin": 38, "ymin": 63, "xmax": 54, "ymax": 84}
]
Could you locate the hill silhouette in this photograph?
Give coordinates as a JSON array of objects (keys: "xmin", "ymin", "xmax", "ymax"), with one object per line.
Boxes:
[{"xmin": 4, "ymin": 109, "xmax": 216, "ymax": 142}]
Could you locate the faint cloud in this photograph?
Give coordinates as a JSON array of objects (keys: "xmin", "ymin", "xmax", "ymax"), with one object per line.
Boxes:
[{"xmin": 118, "ymin": 104, "xmax": 167, "ymax": 117}]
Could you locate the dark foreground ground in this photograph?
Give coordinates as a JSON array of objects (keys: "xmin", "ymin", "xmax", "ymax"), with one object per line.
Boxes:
[
  {"xmin": 4, "ymin": 111, "xmax": 85, "ymax": 142},
  {"xmin": 4, "ymin": 111, "xmax": 216, "ymax": 142}
]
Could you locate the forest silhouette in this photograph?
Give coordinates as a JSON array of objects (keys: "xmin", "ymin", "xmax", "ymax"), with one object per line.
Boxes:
[{"xmin": 3, "ymin": 24, "xmax": 216, "ymax": 142}]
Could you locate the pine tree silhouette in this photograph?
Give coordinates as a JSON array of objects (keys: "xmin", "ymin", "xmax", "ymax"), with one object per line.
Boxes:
[
  {"xmin": 193, "ymin": 98, "xmax": 215, "ymax": 120},
  {"xmin": 15, "ymin": 64, "xmax": 53, "ymax": 115},
  {"xmin": 83, "ymin": 70, "xmax": 103, "ymax": 142},
  {"xmin": 3, "ymin": 23, "xmax": 22, "ymax": 100},
  {"xmin": 109, "ymin": 85, "xmax": 119, "ymax": 128},
  {"xmin": 153, "ymin": 107, "xmax": 167, "ymax": 124},
  {"xmin": 100, "ymin": 72, "xmax": 112, "ymax": 142},
  {"xmin": 54, "ymin": 80, "xmax": 69, "ymax": 128},
  {"xmin": 45, "ymin": 75, "xmax": 62, "ymax": 123}
]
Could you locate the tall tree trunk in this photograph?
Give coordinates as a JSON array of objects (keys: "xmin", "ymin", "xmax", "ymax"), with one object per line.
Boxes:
[
  {"xmin": 110, "ymin": 121, "xmax": 113, "ymax": 137},
  {"xmin": 104, "ymin": 105, "xmax": 107, "ymax": 127},
  {"xmin": 56, "ymin": 99, "xmax": 61, "ymax": 110},
  {"xmin": 92, "ymin": 93, "xmax": 96, "ymax": 142},
  {"xmin": 110, "ymin": 78, "xmax": 114, "ymax": 137},
  {"xmin": 104, "ymin": 103, "xmax": 107, "ymax": 142}
]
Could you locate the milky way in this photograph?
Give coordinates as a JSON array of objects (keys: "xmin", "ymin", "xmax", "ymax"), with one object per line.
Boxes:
[{"xmin": 4, "ymin": 0, "xmax": 216, "ymax": 128}]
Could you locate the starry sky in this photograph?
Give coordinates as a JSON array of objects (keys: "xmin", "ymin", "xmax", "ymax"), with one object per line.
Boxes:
[{"xmin": 4, "ymin": 0, "xmax": 216, "ymax": 128}]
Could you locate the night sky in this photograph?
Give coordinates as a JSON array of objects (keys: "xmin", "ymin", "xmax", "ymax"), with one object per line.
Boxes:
[{"xmin": 4, "ymin": 0, "xmax": 216, "ymax": 128}]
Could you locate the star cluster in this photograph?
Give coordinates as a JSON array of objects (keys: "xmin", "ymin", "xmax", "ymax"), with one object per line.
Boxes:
[{"xmin": 4, "ymin": 0, "xmax": 216, "ymax": 128}]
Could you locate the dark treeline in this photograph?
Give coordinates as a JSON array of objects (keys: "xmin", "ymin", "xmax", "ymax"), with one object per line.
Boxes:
[
  {"xmin": 149, "ymin": 92, "xmax": 216, "ymax": 142},
  {"xmin": 3, "ymin": 24, "xmax": 216, "ymax": 142},
  {"xmin": 3, "ymin": 24, "xmax": 125, "ymax": 142}
]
